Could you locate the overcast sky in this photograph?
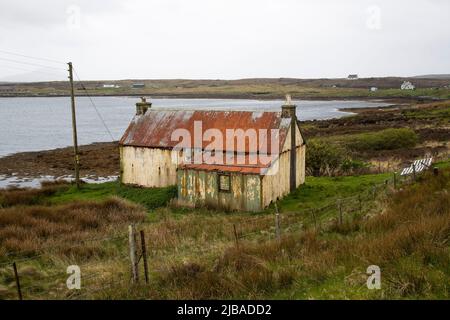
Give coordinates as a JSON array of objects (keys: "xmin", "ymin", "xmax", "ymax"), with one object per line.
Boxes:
[{"xmin": 0, "ymin": 0, "xmax": 449, "ymax": 81}]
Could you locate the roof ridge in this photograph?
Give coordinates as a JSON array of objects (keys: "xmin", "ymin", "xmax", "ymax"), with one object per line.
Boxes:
[{"xmin": 148, "ymin": 108, "xmax": 281, "ymax": 113}]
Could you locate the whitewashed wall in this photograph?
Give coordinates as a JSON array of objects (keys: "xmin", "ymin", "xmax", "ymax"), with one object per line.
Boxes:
[{"xmin": 120, "ymin": 146, "xmax": 181, "ymax": 187}]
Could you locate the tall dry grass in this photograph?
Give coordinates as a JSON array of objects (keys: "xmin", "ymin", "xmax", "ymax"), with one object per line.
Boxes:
[
  {"xmin": 2, "ymin": 169, "xmax": 448, "ymax": 299},
  {"xmin": 0, "ymin": 196, "xmax": 146, "ymax": 258},
  {"xmin": 0, "ymin": 181, "xmax": 68, "ymax": 208},
  {"xmin": 99, "ymin": 168, "xmax": 449, "ymax": 299}
]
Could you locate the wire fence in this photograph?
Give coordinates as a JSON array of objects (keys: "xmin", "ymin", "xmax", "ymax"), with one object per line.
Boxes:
[{"xmin": 0, "ymin": 168, "xmax": 430, "ymax": 300}]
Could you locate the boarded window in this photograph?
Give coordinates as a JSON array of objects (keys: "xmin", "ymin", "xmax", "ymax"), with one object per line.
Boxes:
[{"xmin": 218, "ymin": 174, "xmax": 230, "ymax": 192}]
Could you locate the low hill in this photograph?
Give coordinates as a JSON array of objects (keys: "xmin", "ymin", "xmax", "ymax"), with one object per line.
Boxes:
[
  {"xmin": 0, "ymin": 77, "xmax": 449, "ymax": 100},
  {"xmin": 413, "ymin": 74, "xmax": 450, "ymax": 79}
]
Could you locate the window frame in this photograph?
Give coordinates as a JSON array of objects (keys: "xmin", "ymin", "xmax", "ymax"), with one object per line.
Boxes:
[{"xmin": 218, "ymin": 173, "xmax": 231, "ymax": 193}]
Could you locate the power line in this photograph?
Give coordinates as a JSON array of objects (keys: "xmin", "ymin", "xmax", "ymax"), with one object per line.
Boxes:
[
  {"xmin": 0, "ymin": 64, "xmax": 66, "ymax": 78},
  {"xmin": 0, "ymin": 49, "xmax": 66, "ymax": 65},
  {"xmin": 72, "ymin": 67, "xmax": 116, "ymax": 141},
  {"xmin": 0, "ymin": 57, "xmax": 65, "ymax": 71}
]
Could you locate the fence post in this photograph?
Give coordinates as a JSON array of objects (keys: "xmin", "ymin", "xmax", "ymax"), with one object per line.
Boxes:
[
  {"xmin": 393, "ymin": 172, "xmax": 397, "ymax": 189},
  {"xmin": 274, "ymin": 203, "xmax": 281, "ymax": 240},
  {"xmin": 412, "ymin": 163, "xmax": 416, "ymax": 181},
  {"xmin": 311, "ymin": 209, "xmax": 317, "ymax": 230},
  {"xmin": 140, "ymin": 230, "xmax": 149, "ymax": 284},
  {"xmin": 12, "ymin": 262, "xmax": 22, "ymax": 300},
  {"xmin": 233, "ymin": 224, "xmax": 239, "ymax": 248},
  {"xmin": 128, "ymin": 224, "xmax": 139, "ymax": 284},
  {"xmin": 337, "ymin": 200, "xmax": 343, "ymax": 225},
  {"xmin": 433, "ymin": 167, "xmax": 439, "ymax": 176},
  {"xmin": 358, "ymin": 194, "xmax": 362, "ymax": 215}
]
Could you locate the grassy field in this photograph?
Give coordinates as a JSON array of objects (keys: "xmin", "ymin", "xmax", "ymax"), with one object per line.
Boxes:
[
  {"xmin": 48, "ymin": 182, "xmax": 177, "ymax": 210},
  {"xmin": 2, "ymin": 78, "xmax": 450, "ymax": 99},
  {"xmin": 0, "ymin": 162, "xmax": 448, "ymax": 300},
  {"xmin": 0, "ymin": 99, "xmax": 448, "ymax": 300},
  {"xmin": 71, "ymin": 86, "xmax": 450, "ymax": 100}
]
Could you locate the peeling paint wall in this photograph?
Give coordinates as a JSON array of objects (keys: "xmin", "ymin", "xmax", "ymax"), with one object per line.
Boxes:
[
  {"xmin": 177, "ymin": 169, "xmax": 262, "ymax": 212},
  {"xmin": 261, "ymin": 123, "xmax": 306, "ymax": 208},
  {"xmin": 120, "ymin": 146, "xmax": 181, "ymax": 187},
  {"xmin": 296, "ymin": 144, "xmax": 306, "ymax": 185},
  {"xmin": 261, "ymin": 151, "xmax": 290, "ymax": 208}
]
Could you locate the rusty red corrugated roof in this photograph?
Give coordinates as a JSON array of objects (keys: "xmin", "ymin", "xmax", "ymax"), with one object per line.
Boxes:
[{"xmin": 119, "ymin": 110, "xmax": 290, "ymax": 153}]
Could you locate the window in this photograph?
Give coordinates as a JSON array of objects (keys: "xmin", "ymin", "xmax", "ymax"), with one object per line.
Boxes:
[{"xmin": 218, "ymin": 174, "xmax": 231, "ymax": 192}]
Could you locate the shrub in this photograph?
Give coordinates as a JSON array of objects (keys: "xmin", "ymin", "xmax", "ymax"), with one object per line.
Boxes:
[
  {"xmin": 306, "ymin": 140, "xmax": 346, "ymax": 176},
  {"xmin": 341, "ymin": 159, "xmax": 369, "ymax": 174},
  {"xmin": 345, "ymin": 128, "xmax": 418, "ymax": 151}
]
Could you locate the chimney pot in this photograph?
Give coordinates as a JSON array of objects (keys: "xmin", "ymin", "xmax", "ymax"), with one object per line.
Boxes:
[
  {"xmin": 136, "ymin": 97, "xmax": 151, "ymax": 115},
  {"xmin": 281, "ymin": 94, "xmax": 297, "ymax": 118}
]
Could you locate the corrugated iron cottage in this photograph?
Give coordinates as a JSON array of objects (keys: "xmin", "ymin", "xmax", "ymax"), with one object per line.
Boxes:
[{"xmin": 119, "ymin": 97, "xmax": 306, "ymax": 211}]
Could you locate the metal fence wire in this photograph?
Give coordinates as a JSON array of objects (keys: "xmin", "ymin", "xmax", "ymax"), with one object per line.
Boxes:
[{"xmin": 0, "ymin": 168, "xmax": 428, "ymax": 299}]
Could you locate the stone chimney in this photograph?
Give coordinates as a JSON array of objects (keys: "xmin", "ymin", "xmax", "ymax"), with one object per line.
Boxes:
[
  {"xmin": 281, "ymin": 94, "xmax": 297, "ymax": 118},
  {"xmin": 136, "ymin": 97, "xmax": 151, "ymax": 115},
  {"xmin": 281, "ymin": 95, "xmax": 297, "ymax": 192}
]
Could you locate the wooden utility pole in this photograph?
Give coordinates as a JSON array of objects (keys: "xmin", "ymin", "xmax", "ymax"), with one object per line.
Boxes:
[{"xmin": 68, "ymin": 62, "xmax": 80, "ymax": 189}]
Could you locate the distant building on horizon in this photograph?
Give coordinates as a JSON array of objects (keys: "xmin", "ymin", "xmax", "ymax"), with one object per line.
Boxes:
[
  {"xmin": 131, "ymin": 83, "xmax": 145, "ymax": 89},
  {"xmin": 347, "ymin": 74, "xmax": 358, "ymax": 80},
  {"xmin": 401, "ymin": 81, "xmax": 415, "ymax": 90},
  {"xmin": 102, "ymin": 84, "xmax": 120, "ymax": 88},
  {"xmin": 370, "ymin": 87, "xmax": 378, "ymax": 92}
]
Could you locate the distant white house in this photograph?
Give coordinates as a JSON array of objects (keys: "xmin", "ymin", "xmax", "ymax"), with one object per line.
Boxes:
[
  {"xmin": 401, "ymin": 81, "xmax": 415, "ymax": 90},
  {"xmin": 370, "ymin": 87, "xmax": 378, "ymax": 92},
  {"xmin": 103, "ymin": 84, "xmax": 120, "ymax": 89},
  {"xmin": 347, "ymin": 74, "xmax": 358, "ymax": 80}
]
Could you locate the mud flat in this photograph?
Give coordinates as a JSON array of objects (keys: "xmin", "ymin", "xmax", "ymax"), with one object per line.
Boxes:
[{"xmin": 0, "ymin": 142, "xmax": 120, "ymax": 188}]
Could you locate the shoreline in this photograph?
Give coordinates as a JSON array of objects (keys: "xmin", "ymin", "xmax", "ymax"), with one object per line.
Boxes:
[
  {"xmin": 0, "ymin": 142, "xmax": 120, "ymax": 187},
  {"xmin": 0, "ymin": 102, "xmax": 393, "ymax": 160},
  {"xmin": 1, "ymin": 100, "xmax": 448, "ymax": 188},
  {"xmin": 0, "ymin": 93, "xmax": 425, "ymax": 104}
]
